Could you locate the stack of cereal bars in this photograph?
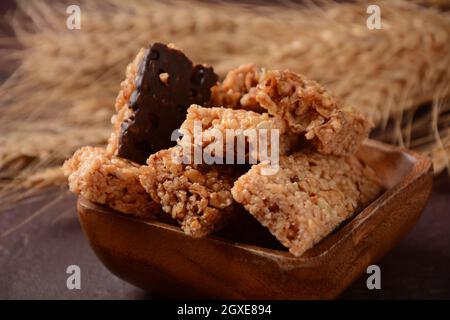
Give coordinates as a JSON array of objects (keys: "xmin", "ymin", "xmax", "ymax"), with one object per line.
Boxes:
[{"xmin": 64, "ymin": 43, "xmax": 381, "ymax": 257}]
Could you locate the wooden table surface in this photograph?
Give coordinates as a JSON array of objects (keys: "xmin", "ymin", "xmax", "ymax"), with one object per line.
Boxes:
[{"xmin": 0, "ymin": 172, "xmax": 449, "ymax": 299}]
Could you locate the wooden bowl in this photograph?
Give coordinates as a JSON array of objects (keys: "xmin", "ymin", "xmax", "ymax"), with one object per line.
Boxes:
[{"xmin": 77, "ymin": 140, "xmax": 433, "ymax": 299}]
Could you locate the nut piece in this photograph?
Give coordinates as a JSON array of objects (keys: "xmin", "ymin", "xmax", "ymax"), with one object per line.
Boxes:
[
  {"xmin": 159, "ymin": 72, "xmax": 169, "ymax": 85},
  {"xmin": 231, "ymin": 150, "xmax": 382, "ymax": 257}
]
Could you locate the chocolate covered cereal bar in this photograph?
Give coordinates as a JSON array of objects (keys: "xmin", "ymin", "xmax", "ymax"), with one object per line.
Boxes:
[
  {"xmin": 108, "ymin": 43, "xmax": 218, "ymax": 164},
  {"xmin": 106, "ymin": 48, "xmax": 146, "ymax": 156},
  {"xmin": 231, "ymin": 150, "xmax": 381, "ymax": 257}
]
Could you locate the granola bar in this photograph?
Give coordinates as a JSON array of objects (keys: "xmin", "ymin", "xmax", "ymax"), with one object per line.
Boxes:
[
  {"xmin": 106, "ymin": 44, "xmax": 218, "ymax": 164},
  {"xmin": 107, "ymin": 48, "xmax": 146, "ymax": 155},
  {"xmin": 63, "ymin": 146, "xmax": 158, "ymax": 216},
  {"xmin": 179, "ymin": 105, "xmax": 300, "ymax": 161},
  {"xmin": 139, "ymin": 147, "xmax": 243, "ymax": 237},
  {"xmin": 118, "ymin": 43, "xmax": 218, "ymax": 164},
  {"xmin": 231, "ymin": 150, "xmax": 382, "ymax": 257},
  {"xmin": 210, "ymin": 63, "xmax": 263, "ymax": 112},
  {"xmin": 256, "ymin": 70, "xmax": 372, "ymax": 156}
]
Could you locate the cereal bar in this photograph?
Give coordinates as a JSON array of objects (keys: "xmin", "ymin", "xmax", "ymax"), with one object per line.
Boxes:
[
  {"xmin": 107, "ymin": 48, "xmax": 146, "ymax": 155},
  {"xmin": 179, "ymin": 105, "xmax": 300, "ymax": 161},
  {"xmin": 139, "ymin": 147, "xmax": 243, "ymax": 237},
  {"xmin": 113, "ymin": 43, "xmax": 218, "ymax": 164},
  {"xmin": 210, "ymin": 63, "xmax": 263, "ymax": 112},
  {"xmin": 63, "ymin": 146, "xmax": 158, "ymax": 216},
  {"xmin": 231, "ymin": 150, "xmax": 382, "ymax": 256},
  {"xmin": 256, "ymin": 70, "xmax": 372, "ymax": 156}
]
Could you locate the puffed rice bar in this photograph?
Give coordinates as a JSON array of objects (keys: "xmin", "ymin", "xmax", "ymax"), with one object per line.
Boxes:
[
  {"xmin": 179, "ymin": 105, "xmax": 300, "ymax": 161},
  {"xmin": 63, "ymin": 146, "xmax": 158, "ymax": 216},
  {"xmin": 256, "ymin": 70, "xmax": 372, "ymax": 156},
  {"xmin": 106, "ymin": 48, "xmax": 146, "ymax": 155},
  {"xmin": 139, "ymin": 147, "xmax": 243, "ymax": 237},
  {"xmin": 210, "ymin": 63, "xmax": 263, "ymax": 112},
  {"xmin": 231, "ymin": 150, "xmax": 382, "ymax": 257}
]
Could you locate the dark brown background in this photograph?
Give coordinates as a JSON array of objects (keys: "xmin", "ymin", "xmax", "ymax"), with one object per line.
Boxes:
[{"xmin": 1, "ymin": 1, "xmax": 449, "ymax": 299}]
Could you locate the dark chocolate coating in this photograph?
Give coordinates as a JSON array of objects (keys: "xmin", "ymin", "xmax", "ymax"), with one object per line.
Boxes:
[{"xmin": 118, "ymin": 43, "xmax": 218, "ymax": 164}]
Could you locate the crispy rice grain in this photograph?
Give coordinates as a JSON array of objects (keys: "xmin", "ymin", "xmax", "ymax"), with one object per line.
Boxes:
[{"xmin": 231, "ymin": 150, "xmax": 382, "ymax": 257}]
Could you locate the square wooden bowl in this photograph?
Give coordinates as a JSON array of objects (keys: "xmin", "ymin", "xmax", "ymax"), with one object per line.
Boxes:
[{"xmin": 77, "ymin": 140, "xmax": 433, "ymax": 299}]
